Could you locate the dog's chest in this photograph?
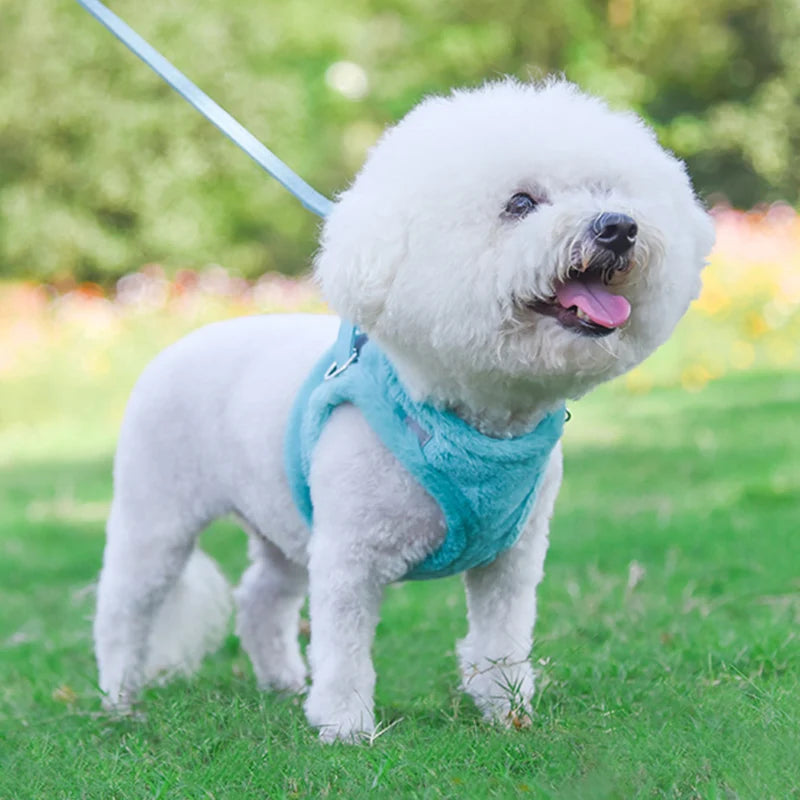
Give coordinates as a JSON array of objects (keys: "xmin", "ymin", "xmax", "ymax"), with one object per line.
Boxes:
[{"xmin": 288, "ymin": 330, "xmax": 564, "ymax": 580}]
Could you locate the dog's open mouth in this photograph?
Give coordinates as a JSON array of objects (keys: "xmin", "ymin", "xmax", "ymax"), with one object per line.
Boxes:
[{"xmin": 526, "ymin": 275, "xmax": 631, "ymax": 337}]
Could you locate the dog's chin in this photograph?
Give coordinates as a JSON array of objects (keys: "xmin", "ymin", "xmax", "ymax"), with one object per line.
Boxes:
[{"xmin": 503, "ymin": 285, "xmax": 637, "ymax": 389}]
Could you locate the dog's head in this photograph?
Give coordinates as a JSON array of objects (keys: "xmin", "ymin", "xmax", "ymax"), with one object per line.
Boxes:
[{"xmin": 316, "ymin": 80, "xmax": 714, "ymax": 415}]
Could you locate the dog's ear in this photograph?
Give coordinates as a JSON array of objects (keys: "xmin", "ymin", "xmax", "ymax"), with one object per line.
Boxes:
[{"xmin": 314, "ymin": 185, "xmax": 405, "ymax": 330}]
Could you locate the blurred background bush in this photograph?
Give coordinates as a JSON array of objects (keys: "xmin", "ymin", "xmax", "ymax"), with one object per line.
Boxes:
[{"xmin": 3, "ymin": 0, "xmax": 800, "ymax": 283}]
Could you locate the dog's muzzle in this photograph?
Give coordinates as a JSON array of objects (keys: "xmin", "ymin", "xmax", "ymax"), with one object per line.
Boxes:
[{"xmin": 521, "ymin": 212, "xmax": 639, "ymax": 337}]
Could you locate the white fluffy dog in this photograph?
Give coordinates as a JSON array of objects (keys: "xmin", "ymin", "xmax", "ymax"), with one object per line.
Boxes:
[{"xmin": 94, "ymin": 79, "xmax": 714, "ymax": 742}]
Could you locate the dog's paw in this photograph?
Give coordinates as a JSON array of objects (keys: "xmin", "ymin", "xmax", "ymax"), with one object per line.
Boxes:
[
  {"xmin": 317, "ymin": 717, "xmax": 375, "ymax": 745},
  {"xmin": 304, "ymin": 689, "xmax": 375, "ymax": 745},
  {"xmin": 458, "ymin": 650, "xmax": 535, "ymax": 729},
  {"xmin": 99, "ymin": 684, "xmax": 139, "ymax": 713},
  {"xmin": 254, "ymin": 662, "xmax": 308, "ymax": 695},
  {"xmin": 472, "ymin": 690, "xmax": 534, "ymax": 730}
]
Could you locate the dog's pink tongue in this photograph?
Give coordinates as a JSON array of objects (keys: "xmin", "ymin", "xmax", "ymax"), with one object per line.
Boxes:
[{"xmin": 556, "ymin": 279, "xmax": 631, "ymax": 328}]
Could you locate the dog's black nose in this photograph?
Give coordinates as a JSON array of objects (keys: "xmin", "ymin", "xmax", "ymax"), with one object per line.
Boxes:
[{"xmin": 591, "ymin": 212, "xmax": 638, "ymax": 255}]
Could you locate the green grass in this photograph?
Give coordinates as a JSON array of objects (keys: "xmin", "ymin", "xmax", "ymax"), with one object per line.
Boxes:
[{"xmin": 1, "ymin": 369, "xmax": 799, "ymax": 799}]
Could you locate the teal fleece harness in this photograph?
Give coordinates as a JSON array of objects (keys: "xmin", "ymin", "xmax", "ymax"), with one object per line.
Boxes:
[{"xmin": 285, "ymin": 322, "xmax": 565, "ymax": 580}]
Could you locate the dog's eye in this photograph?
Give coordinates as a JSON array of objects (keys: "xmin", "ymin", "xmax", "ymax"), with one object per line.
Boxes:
[{"xmin": 504, "ymin": 193, "xmax": 538, "ymax": 219}]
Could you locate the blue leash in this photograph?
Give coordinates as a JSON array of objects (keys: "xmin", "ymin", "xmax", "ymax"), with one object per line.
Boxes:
[{"xmin": 75, "ymin": 0, "xmax": 333, "ymax": 219}]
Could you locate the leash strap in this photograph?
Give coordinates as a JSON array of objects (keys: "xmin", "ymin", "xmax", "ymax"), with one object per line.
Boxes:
[{"xmin": 75, "ymin": 0, "xmax": 333, "ymax": 218}]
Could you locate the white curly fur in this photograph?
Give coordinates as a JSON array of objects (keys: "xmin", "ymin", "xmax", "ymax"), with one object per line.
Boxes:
[{"xmin": 94, "ymin": 79, "xmax": 714, "ymax": 741}]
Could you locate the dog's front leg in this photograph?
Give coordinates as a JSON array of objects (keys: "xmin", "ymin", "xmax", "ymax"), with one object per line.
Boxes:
[
  {"xmin": 457, "ymin": 445, "xmax": 563, "ymax": 727},
  {"xmin": 302, "ymin": 403, "xmax": 447, "ymax": 742},
  {"xmin": 303, "ymin": 527, "xmax": 382, "ymax": 743}
]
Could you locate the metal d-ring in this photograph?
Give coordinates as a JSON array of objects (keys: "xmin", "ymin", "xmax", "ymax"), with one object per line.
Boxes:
[{"xmin": 323, "ymin": 351, "xmax": 358, "ymax": 381}]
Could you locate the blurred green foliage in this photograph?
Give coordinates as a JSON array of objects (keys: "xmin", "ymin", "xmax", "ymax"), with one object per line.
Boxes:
[{"xmin": 3, "ymin": 0, "xmax": 800, "ymax": 282}]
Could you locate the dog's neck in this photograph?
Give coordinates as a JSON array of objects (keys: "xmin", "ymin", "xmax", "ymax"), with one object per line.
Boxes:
[
  {"xmin": 447, "ymin": 393, "xmax": 565, "ymax": 439},
  {"xmin": 382, "ymin": 346, "xmax": 569, "ymax": 439}
]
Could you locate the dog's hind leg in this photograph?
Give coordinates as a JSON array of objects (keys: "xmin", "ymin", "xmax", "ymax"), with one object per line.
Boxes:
[
  {"xmin": 234, "ymin": 533, "xmax": 308, "ymax": 693},
  {"xmin": 94, "ymin": 492, "xmax": 231, "ymax": 709}
]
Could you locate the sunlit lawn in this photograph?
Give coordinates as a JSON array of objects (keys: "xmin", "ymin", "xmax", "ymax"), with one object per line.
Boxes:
[{"xmin": 1, "ymin": 209, "xmax": 799, "ymax": 797}]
